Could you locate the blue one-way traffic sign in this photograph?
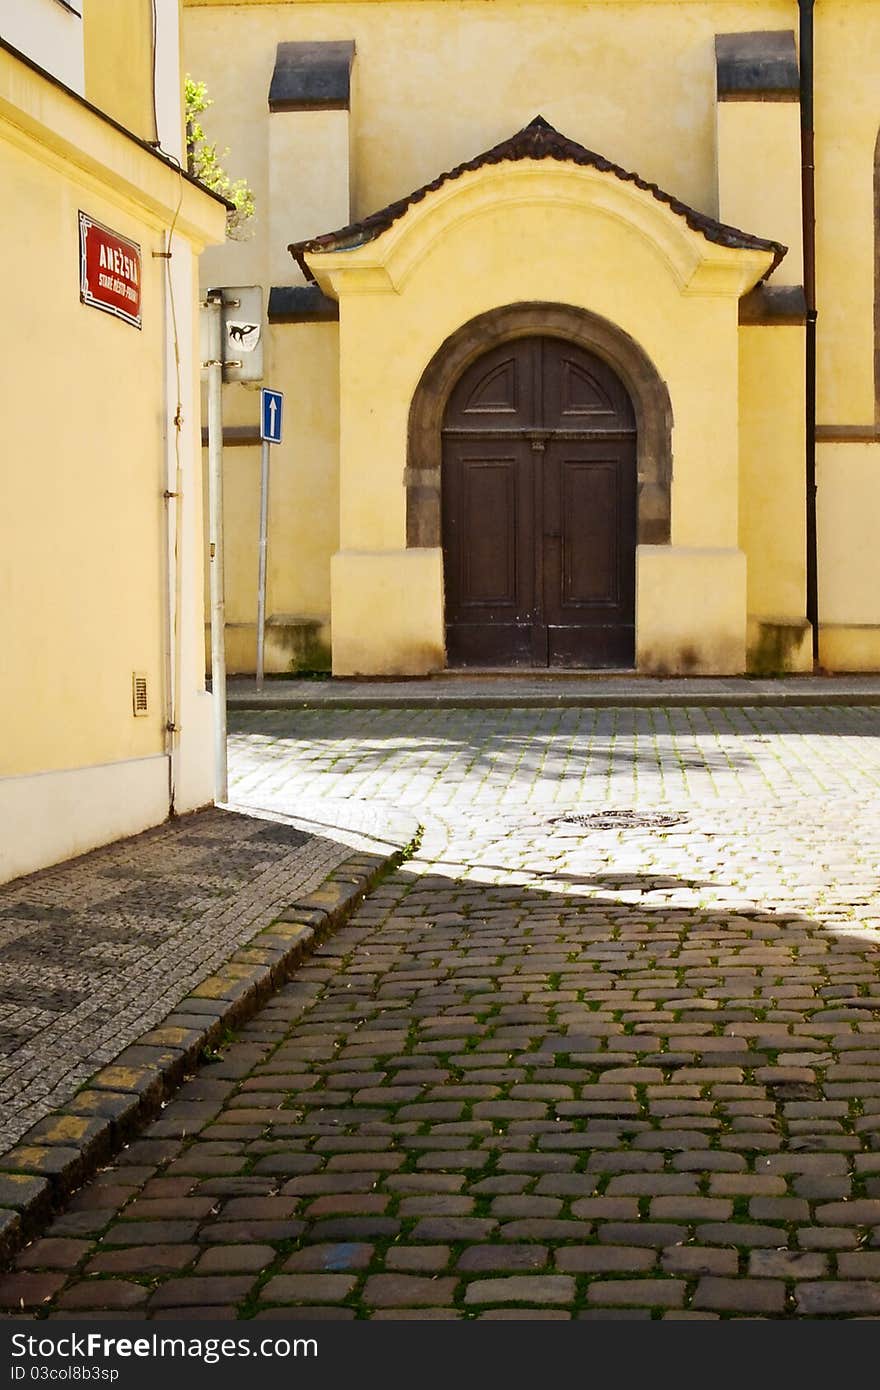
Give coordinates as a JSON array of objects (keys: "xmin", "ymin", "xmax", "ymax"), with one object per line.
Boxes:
[{"xmin": 260, "ymin": 387, "xmax": 283, "ymax": 444}]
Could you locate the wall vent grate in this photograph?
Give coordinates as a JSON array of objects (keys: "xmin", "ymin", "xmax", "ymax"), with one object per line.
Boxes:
[{"xmin": 132, "ymin": 671, "xmax": 149, "ymax": 717}]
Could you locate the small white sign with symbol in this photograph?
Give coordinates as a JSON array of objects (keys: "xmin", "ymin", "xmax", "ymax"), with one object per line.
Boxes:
[{"xmin": 226, "ymin": 320, "xmax": 261, "ymax": 352}]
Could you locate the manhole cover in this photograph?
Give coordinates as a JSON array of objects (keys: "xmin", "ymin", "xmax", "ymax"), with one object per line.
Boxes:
[{"xmin": 551, "ymin": 810, "xmax": 688, "ymax": 831}]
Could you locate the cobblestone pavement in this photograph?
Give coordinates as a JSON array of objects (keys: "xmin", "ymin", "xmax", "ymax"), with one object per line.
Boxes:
[
  {"xmin": 6, "ymin": 704, "xmax": 880, "ymax": 1319},
  {"xmin": 227, "ymin": 705, "xmax": 880, "ymax": 811},
  {"xmin": 0, "ymin": 808, "xmax": 360, "ymax": 1151}
]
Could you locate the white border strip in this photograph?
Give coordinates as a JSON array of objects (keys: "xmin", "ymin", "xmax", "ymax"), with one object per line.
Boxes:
[{"xmin": 0, "ymin": 754, "xmax": 169, "ymax": 883}]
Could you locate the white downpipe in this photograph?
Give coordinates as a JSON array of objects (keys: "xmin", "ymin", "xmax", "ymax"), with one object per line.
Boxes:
[
  {"xmin": 153, "ymin": 0, "xmax": 186, "ymax": 814},
  {"xmin": 205, "ymin": 295, "xmax": 228, "ymax": 803},
  {"xmin": 160, "ymin": 225, "xmax": 184, "ymax": 815},
  {"xmin": 150, "ymin": 0, "xmax": 185, "ymax": 162},
  {"xmin": 160, "ymin": 237, "xmax": 175, "ymax": 814}
]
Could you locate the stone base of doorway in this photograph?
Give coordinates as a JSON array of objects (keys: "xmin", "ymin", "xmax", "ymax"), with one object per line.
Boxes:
[
  {"xmin": 206, "ymin": 615, "xmax": 332, "ymax": 677},
  {"xmin": 226, "ymin": 672, "xmax": 880, "ymax": 710},
  {"xmin": 441, "ymin": 667, "xmax": 639, "ymax": 676},
  {"xmin": 0, "ymin": 832, "xmax": 419, "ymax": 1270}
]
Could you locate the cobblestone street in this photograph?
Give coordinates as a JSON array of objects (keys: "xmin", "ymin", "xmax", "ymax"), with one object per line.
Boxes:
[{"xmin": 5, "ymin": 703, "xmax": 880, "ymax": 1319}]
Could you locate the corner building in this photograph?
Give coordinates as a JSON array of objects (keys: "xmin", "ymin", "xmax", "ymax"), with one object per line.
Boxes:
[
  {"xmin": 1, "ymin": 2, "xmax": 226, "ymax": 882},
  {"xmin": 184, "ymin": 0, "xmax": 880, "ymax": 677}
]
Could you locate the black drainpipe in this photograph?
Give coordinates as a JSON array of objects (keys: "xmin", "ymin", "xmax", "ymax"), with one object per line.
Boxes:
[{"xmin": 799, "ymin": 0, "xmax": 820, "ymax": 664}]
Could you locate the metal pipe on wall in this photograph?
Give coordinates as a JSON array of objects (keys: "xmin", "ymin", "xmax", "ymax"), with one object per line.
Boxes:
[
  {"xmin": 205, "ymin": 293, "xmax": 228, "ymax": 802},
  {"xmin": 799, "ymin": 0, "xmax": 820, "ymax": 665},
  {"xmin": 160, "ymin": 227, "xmax": 181, "ymax": 816},
  {"xmin": 255, "ymin": 438, "xmax": 270, "ymax": 692}
]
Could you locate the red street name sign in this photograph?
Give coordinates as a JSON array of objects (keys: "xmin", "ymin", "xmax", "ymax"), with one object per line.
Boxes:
[{"xmin": 79, "ymin": 211, "xmax": 142, "ymax": 329}]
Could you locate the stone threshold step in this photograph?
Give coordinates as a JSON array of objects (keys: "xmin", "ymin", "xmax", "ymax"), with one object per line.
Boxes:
[{"xmin": 226, "ymin": 675, "xmax": 880, "ymax": 711}]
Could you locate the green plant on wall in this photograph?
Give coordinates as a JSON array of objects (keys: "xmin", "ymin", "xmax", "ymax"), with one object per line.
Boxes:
[{"xmin": 185, "ymin": 76, "xmax": 255, "ymax": 239}]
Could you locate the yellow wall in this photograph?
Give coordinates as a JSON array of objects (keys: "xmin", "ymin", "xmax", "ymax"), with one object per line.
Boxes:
[
  {"xmin": 817, "ymin": 442, "xmax": 880, "ymax": 671},
  {"xmin": 811, "ymin": 2, "xmax": 880, "ymax": 668},
  {"xmin": 738, "ymin": 323, "xmax": 812, "ymax": 673},
  {"xmin": 185, "ymin": 0, "xmax": 798, "ymax": 257},
  {"xmin": 0, "ymin": 48, "xmax": 225, "ymax": 781},
  {"xmin": 1, "ymin": 142, "xmax": 166, "ymax": 775},
  {"xmin": 717, "ymin": 100, "xmax": 803, "ymax": 287},
  {"xmin": 269, "ymin": 111, "xmax": 351, "ymax": 287},
  {"xmin": 738, "ymin": 322, "xmax": 809, "ymax": 646},
  {"xmin": 331, "ymin": 550, "xmax": 444, "ymax": 675},
  {"xmin": 637, "ymin": 547, "xmax": 747, "ymax": 675},
  {"xmin": 814, "ymin": 0, "xmax": 880, "ymax": 426},
  {"xmin": 84, "ymin": 0, "xmax": 157, "ymax": 142},
  {"xmin": 818, "ymin": 443, "xmax": 880, "ymax": 617}
]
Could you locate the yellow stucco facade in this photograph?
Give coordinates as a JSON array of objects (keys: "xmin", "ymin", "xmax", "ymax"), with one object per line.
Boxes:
[
  {"xmin": 1, "ymin": 9, "xmax": 226, "ymax": 882},
  {"xmin": 184, "ymin": 0, "xmax": 880, "ymax": 676},
  {"xmin": 84, "ymin": 0, "xmax": 157, "ymax": 141}
]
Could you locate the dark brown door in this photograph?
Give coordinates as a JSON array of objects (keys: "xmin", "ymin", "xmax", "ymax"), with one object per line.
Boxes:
[{"xmin": 442, "ymin": 336, "xmax": 636, "ymax": 668}]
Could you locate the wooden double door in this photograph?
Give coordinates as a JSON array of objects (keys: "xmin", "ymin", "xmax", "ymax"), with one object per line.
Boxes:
[{"xmin": 442, "ymin": 336, "xmax": 637, "ymax": 668}]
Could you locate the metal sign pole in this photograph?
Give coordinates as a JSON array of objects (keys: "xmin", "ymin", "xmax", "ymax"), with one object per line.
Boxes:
[
  {"xmin": 256, "ymin": 388, "xmax": 283, "ymax": 694},
  {"xmin": 255, "ymin": 437, "xmax": 270, "ymax": 692},
  {"xmin": 205, "ymin": 294, "xmax": 228, "ymax": 802}
]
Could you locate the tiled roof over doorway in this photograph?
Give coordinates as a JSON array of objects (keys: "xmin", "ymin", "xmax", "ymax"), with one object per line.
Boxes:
[{"xmin": 289, "ymin": 115, "xmax": 787, "ymax": 278}]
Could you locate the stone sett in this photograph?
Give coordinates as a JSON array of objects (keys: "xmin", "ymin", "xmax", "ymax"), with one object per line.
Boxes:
[
  {"xmin": 362, "ymin": 1275, "xmax": 458, "ymax": 1307},
  {"xmin": 56, "ymin": 1281, "xmax": 147, "ymax": 1311},
  {"xmin": 463, "ymin": 1276, "xmax": 575, "ymax": 1306},
  {"xmin": 587, "ymin": 1279, "xmax": 686, "ymax": 1308},
  {"xmin": 261, "ymin": 1275, "xmax": 356, "ymax": 1304},
  {"xmin": 693, "ymin": 1278, "xmax": 786, "ymax": 1314}
]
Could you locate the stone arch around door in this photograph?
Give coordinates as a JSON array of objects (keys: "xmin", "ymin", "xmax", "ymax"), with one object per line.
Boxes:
[{"xmin": 405, "ymin": 302, "xmax": 673, "ymax": 550}]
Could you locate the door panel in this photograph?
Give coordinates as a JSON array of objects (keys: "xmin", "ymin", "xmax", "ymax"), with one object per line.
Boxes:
[
  {"xmin": 461, "ymin": 460, "xmax": 516, "ymax": 604},
  {"xmin": 445, "ymin": 338, "xmax": 537, "ymax": 430},
  {"xmin": 560, "ymin": 457, "xmax": 619, "ymax": 605},
  {"xmin": 442, "ymin": 336, "xmax": 636, "ymax": 669},
  {"xmin": 542, "ymin": 337, "xmax": 635, "ymax": 432},
  {"xmin": 442, "ymin": 438, "xmax": 534, "ymax": 666},
  {"xmin": 544, "ymin": 441, "xmax": 636, "ymax": 668}
]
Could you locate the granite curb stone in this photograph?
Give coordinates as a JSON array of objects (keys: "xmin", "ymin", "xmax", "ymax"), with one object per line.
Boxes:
[{"xmin": 226, "ymin": 675, "xmax": 880, "ymax": 711}]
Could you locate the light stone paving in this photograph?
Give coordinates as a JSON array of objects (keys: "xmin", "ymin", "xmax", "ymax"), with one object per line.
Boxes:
[
  {"xmin": 228, "ymin": 704, "xmax": 880, "ymax": 813},
  {"xmin": 7, "ymin": 703, "xmax": 880, "ymax": 1319}
]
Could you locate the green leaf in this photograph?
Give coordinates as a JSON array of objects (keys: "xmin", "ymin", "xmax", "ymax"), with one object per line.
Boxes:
[{"xmin": 185, "ymin": 74, "xmax": 255, "ymax": 239}]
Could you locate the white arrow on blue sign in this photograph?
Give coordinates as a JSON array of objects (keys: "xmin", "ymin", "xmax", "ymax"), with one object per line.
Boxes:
[{"xmin": 260, "ymin": 388, "xmax": 283, "ymax": 444}]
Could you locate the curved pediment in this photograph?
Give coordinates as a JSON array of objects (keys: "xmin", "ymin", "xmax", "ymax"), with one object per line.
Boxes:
[{"xmin": 290, "ymin": 116, "xmax": 785, "ymax": 297}]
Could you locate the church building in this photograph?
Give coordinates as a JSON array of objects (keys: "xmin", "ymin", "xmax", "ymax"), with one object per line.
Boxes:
[{"xmin": 185, "ymin": 0, "xmax": 880, "ymax": 676}]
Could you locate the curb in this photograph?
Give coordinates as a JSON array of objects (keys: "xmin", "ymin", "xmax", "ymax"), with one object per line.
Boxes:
[
  {"xmin": 0, "ymin": 840, "xmax": 412, "ymax": 1269},
  {"xmin": 229, "ymin": 691, "xmax": 880, "ymax": 710},
  {"xmin": 226, "ymin": 679, "xmax": 880, "ymax": 711}
]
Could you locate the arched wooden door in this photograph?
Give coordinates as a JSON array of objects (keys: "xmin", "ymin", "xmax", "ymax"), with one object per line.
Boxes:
[{"xmin": 441, "ymin": 335, "xmax": 637, "ymax": 668}]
